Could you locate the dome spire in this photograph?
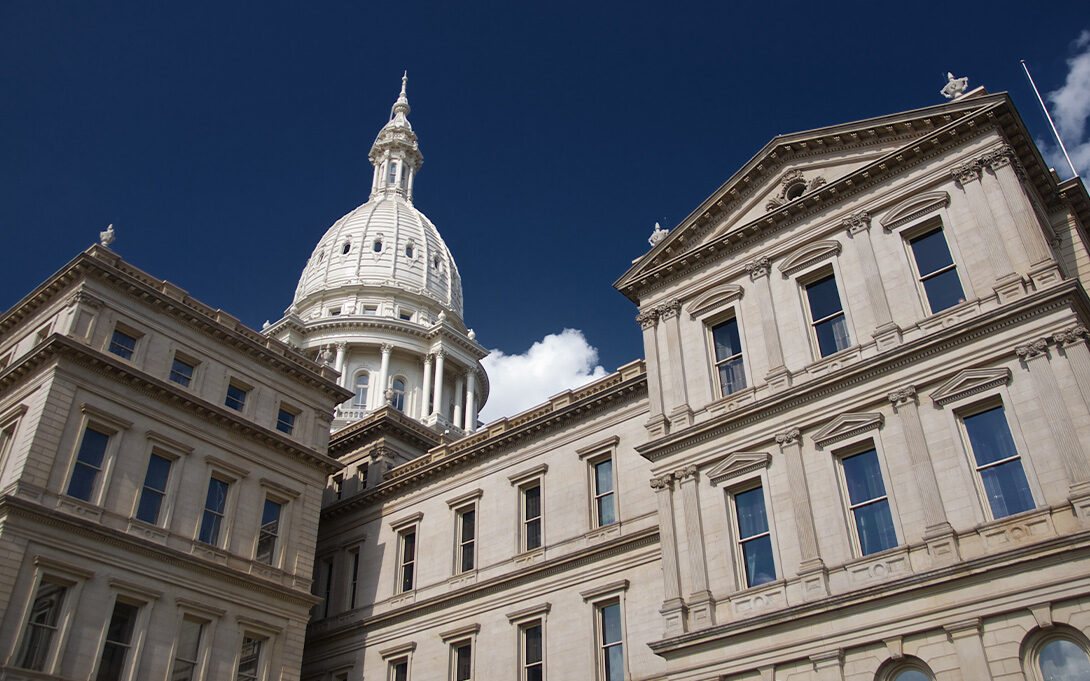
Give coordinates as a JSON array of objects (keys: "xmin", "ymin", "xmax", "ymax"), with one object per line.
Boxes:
[{"xmin": 370, "ymin": 73, "xmax": 422, "ymax": 202}]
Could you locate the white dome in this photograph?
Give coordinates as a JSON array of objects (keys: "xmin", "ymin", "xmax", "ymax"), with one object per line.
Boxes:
[{"xmin": 292, "ymin": 194, "xmax": 463, "ymax": 319}]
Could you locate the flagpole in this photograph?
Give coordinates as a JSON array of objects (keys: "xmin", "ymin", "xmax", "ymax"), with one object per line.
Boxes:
[{"xmin": 1022, "ymin": 59, "xmax": 1079, "ymax": 178}]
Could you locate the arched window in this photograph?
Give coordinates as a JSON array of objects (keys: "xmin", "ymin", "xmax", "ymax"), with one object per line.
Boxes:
[
  {"xmin": 391, "ymin": 378, "xmax": 406, "ymax": 412},
  {"xmin": 1023, "ymin": 626, "xmax": 1090, "ymax": 681},
  {"xmin": 354, "ymin": 374, "xmax": 369, "ymax": 408},
  {"xmin": 388, "ymin": 162, "xmax": 398, "ymax": 185},
  {"xmin": 876, "ymin": 656, "xmax": 935, "ymax": 681}
]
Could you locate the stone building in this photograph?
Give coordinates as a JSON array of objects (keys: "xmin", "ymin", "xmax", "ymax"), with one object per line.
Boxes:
[
  {"xmin": 299, "ymin": 83, "xmax": 1090, "ymax": 681},
  {"xmin": 0, "ymin": 246, "xmax": 351, "ymax": 679}
]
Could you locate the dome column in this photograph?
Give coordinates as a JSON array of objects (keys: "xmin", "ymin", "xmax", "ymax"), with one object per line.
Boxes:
[
  {"xmin": 453, "ymin": 374, "xmax": 465, "ymax": 427},
  {"xmin": 432, "ymin": 349, "xmax": 446, "ymax": 417},
  {"xmin": 334, "ymin": 342, "xmax": 348, "ymax": 388},
  {"xmin": 421, "ymin": 354, "xmax": 434, "ymax": 418},
  {"xmin": 464, "ymin": 371, "xmax": 478, "ymax": 432},
  {"xmin": 377, "ymin": 344, "xmax": 393, "ymax": 406}
]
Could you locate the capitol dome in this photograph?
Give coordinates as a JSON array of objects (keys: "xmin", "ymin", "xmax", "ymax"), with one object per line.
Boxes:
[{"xmin": 265, "ymin": 75, "xmax": 487, "ymax": 434}]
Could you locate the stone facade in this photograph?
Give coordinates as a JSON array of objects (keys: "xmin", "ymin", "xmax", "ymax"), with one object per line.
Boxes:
[{"xmin": 0, "ymin": 247, "xmax": 350, "ymax": 679}]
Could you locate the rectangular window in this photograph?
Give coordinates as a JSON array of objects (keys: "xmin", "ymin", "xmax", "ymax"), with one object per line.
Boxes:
[
  {"xmin": 389, "ymin": 658, "xmax": 409, "ymax": 681},
  {"xmin": 522, "ymin": 622, "xmax": 543, "ymax": 681},
  {"xmin": 840, "ymin": 448, "xmax": 898, "ymax": 555},
  {"xmin": 331, "ymin": 473, "xmax": 344, "ymax": 501},
  {"xmin": 522, "ymin": 483, "xmax": 542, "ymax": 551},
  {"xmin": 733, "ymin": 485, "xmax": 776, "ymax": 587},
  {"xmin": 108, "ymin": 329, "xmax": 137, "ymax": 360},
  {"xmin": 224, "ymin": 383, "xmax": 248, "ymax": 412},
  {"xmin": 235, "ymin": 635, "xmax": 264, "ymax": 681},
  {"xmin": 349, "ymin": 548, "xmax": 360, "ymax": 609},
  {"xmin": 962, "ymin": 404, "xmax": 1035, "ymax": 519},
  {"xmin": 255, "ymin": 498, "xmax": 283, "ymax": 565},
  {"xmin": 597, "ymin": 601, "xmax": 624, "ymax": 681},
  {"xmin": 451, "ymin": 640, "xmax": 472, "ymax": 681},
  {"xmin": 712, "ymin": 317, "xmax": 746, "ymax": 396},
  {"xmin": 135, "ymin": 453, "xmax": 172, "ymax": 524},
  {"xmin": 95, "ymin": 600, "xmax": 139, "ymax": 681},
  {"xmin": 169, "ymin": 356, "xmax": 195, "ymax": 387},
  {"xmin": 804, "ymin": 273, "xmax": 850, "ymax": 357},
  {"xmin": 275, "ymin": 408, "xmax": 296, "ymax": 435},
  {"xmin": 15, "ymin": 579, "xmax": 68, "ymax": 671},
  {"xmin": 909, "ymin": 226, "xmax": 965, "ymax": 313},
  {"xmin": 198, "ymin": 476, "xmax": 230, "ymax": 545},
  {"xmin": 66, "ymin": 426, "xmax": 110, "ymax": 502},
  {"xmin": 456, "ymin": 507, "xmax": 476, "ymax": 573},
  {"xmin": 323, "ymin": 559, "xmax": 334, "ymax": 618},
  {"xmin": 359, "ymin": 463, "xmax": 369, "ymax": 490},
  {"xmin": 399, "ymin": 529, "xmax": 416, "ymax": 592},
  {"xmin": 171, "ymin": 617, "xmax": 204, "ymax": 681},
  {"xmin": 592, "ymin": 458, "xmax": 616, "ymax": 527}
]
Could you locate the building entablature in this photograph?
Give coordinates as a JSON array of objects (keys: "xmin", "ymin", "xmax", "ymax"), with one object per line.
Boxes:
[
  {"xmin": 636, "ymin": 278, "xmax": 1089, "ymax": 462},
  {"xmin": 3, "ymin": 334, "xmax": 343, "ymax": 475},
  {"xmin": 0, "ymin": 246, "xmax": 346, "ymax": 394},
  {"xmin": 616, "ymin": 92, "xmax": 1077, "ymax": 303}
]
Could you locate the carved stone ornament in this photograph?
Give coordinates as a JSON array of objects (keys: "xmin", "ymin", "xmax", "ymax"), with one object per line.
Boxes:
[
  {"xmin": 1053, "ymin": 326, "xmax": 1089, "ymax": 346},
  {"xmin": 1015, "ymin": 338, "xmax": 1049, "ymax": 360},
  {"xmin": 686, "ymin": 285, "xmax": 744, "ymax": 318},
  {"xmin": 636, "ymin": 309, "xmax": 659, "ymax": 329},
  {"xmin": 657, "ymin": 299, "xmax": 682, "ymax": 320},
  {"xmin": 887, "ymin": 385, "xmax": 918, "ymax": 406},
  {"xmin": 842, "ymin": 210, "xmax": 872, "ymax": 235},
  {"xmin": 930, "ymin": 367, "xmax": 1011, "ymax": 407},
  {"xmin": 746, "ymin": 257, "xmax": 772, "ymax": 280},
  {"xmin": 811, "ymin": 412, "xmax": 884, "ymax": 448},
  {"xmin": 673, "ymin": 465, "xmax": 698, "ymax": 481},
  {"xmin": 706, "ymin": 451, "xmax": 772, "ymax": 486},
  {"xmin": 775, "ymin": 428, "xmax": 801, "ymax": 447},
  {"xmin": 317, "ymin": 345, "xmax": 335, "ymax": 365},
  {"xmin": 649, "ymin": 475, "xmax": 674, "ymax": 490},
  {"xmin": 940, "ymin": 72, "xmax": 969, "ymax": 100},
  {"xmin": 765, "ymin": 170, "xmax": 827, "ymax": 210},
  {"xmin": 951, "ymin": 161, "xmax": 982, "ymax": 186},
  {"xmin": 423, "ymin": 353, "xmax": 434, "ymax": 366},
  {"xmin": 380, "ymin": 343, "xmax": 394, "ymax": 354},
  {"xmin": 981, "ymin": 145, "xmax": 1015, "ymax": 170},
  {"xmin": 648, "ymin": 222, "xmax": 669, "ymax": 247},
  {"xmin": 99, "ymin": 223, "xmax": 116, "ymax": 247}
]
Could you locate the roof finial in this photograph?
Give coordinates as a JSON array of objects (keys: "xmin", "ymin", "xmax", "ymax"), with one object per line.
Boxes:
[
  {"xmin": 99, "ymin": 223, "xmax": 115, "ymax": 247},
  {"xmin": 401, "ymin": 71, "xmax": 408, "ymax": 96},
  {"xmin": 940, "ymin": 72, "xmax": 969, "ymax": 100},
  {"xmin": 391, "ymin": 72, "xmax": 410, "ymax": 119}
]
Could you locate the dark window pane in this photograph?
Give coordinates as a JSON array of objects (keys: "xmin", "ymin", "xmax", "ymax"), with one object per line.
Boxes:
[
  {"xmin": 17, "ymin": 581, "xmax": 66, "ymax": 670},
  {"xmin": 169, "ymin": 358, "xmax": 194, "ymax": 387},
  {"xmin": 135, "ymin": 490, "xmax": 164, "ymax": 524},
  {"xmin": 109, "ymin": 330, "xmax": 136, "ymax": 359},
  {"xmin": 718, "ymin": 356, "xmax": 747, "ymax": 395},
  {"xmin": 922, "ymin": 267, "xmax": 965, "ymax": 312},
  {"xmin": 893, "ymin": 671, "xmax": 931, "ymax": 681},
  {"xmin": 712, "ymin": 319, "xmax": 742, "ymax": 361},
  {"xmin": 734, "ymin": 487, "xmax": 769, "ymax": 539},
  {"xmin": 526, "ymin": 519, "xmax": 541, "ymax": 550},
  {"xmin": 910, "ymin": 229, "xmax": 955, "ymax": 275},
  {"xmin": 854, "ymin": 499, "xmax": 899, "ymax": 555},
  {"xmin": 600, "ymin": 603, "xmax": 622, "ymax": 644},
  {"xmin": 198, "ymin": 512, "xmax": 221, "ymax": 545},
  {"xmin": 604, "ymin": 644, "xmax": 625, "ymax": 681},
  {"xmin": 455, "ymin": 643, "xmax": 471, "ymax": 681},
  {"xmin": 964, "ymin": 407, "xmax": 1019, "ymax": 466},
  {"xmin": 67, "ymin": 465, "xmax": 98, "ymax": 501},
  {"xmin": 805, "ymin": 275, "xmax": 843, "ymax": 321},
  {"xmin": 144, "ymin": 454, "xmax": 171, "ymax": 491},
  {"xmin": 525, "ymin": 624, "xmax": 542, "ymax": 663},
  {"xmin": 814, "ymin": 315, "xmax": 851, "ymax": 357},
  {"xmin": 392, "ymin": 660, "xmax": 407, "ymax": 681},
  {"xmin": 96, "ymin": 601, "xmax": 138, "ymax": 681},
  {"xmin": 980, "ymin": 460, "xmax": 1035, "ymax": 518},
  {"xmin": 597, "ymin": 494, "xmax": 615, "ymax": 526},
  {"xmin": 76, "ymin": 428, "xmax": 110, "ymax": 469},
  {"xmin": 742, "ymin": 534, "xmax": 776, "ymax": 586},
  {"xmin": 276, "ymin": 409, "xmax": 295, "ymax": 434},
  {"xmin": 841, "ymin": 450, "xmax": 885, "ymax": 506},
  {"xmin": 461, "ymin": 510, "xmax": 475, "ymax": 542},
  {"xmin": 204, "ymin": 478, "xmax": 228, "ymax": 514},
  {"xmin": 225, "ymin": 385, "xmax": 246, "ymax": 411},
  {"xmin": 595, "ymin": 460, "xmax": 613, "ymax": 494}
]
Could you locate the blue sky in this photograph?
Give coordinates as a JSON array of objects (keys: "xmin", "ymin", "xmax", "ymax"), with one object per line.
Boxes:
[{"xmin": 2, "ymin": 2, "xmax": 1088, "ymax": 419}]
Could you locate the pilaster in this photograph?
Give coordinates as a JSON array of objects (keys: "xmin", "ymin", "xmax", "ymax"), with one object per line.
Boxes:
[
  {"xmin": 747, "ymin": 258, "xmax": 791, "ymax": 392},
  {"xmin": 776, "ymin": 428, "xmax": 827, "ymax": 598},
  {"xmin": 650, "ymin": 474, "xmax": 686, "ymax": 636},
  {"xmin": 660, "ymin": 300, "xmax": 693, "ymax": 428},
  {"xmin": 843, "ymin": 211, "xmax": 901, "ymax": 350},
  {"xmin": 952, "ymin": 161, "xmax": 1024, "ymax": 303},
  {"xmin": 638, "ymin": 310, "xmax": 668, "ymax": 437},
  {"xmin": 983, "ymin": 146, "xmax": 1057, "ymax": 275},
  {"xmin": 674, "ymin": 465, "xmax": 714, "ymax": 629}
]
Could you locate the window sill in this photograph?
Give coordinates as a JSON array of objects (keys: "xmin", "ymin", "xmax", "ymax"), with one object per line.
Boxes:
[
  {"xmin": 842, "ymin": 545, "xmax": 911, "ymax": 588},
  {"xmin": 975, "ymin": 506, "xmax": 1055, "ymax": 552},
  {"xmin": 56, "ymin": 494, "xmax": 104, "ymax": 522},
  {"xmin": 802, "ymin": 345, "xmax": 862, "ymax": 380},
  {"xmin": 126, "ymin": 517, "xmax": 168, "ymax": 545}
]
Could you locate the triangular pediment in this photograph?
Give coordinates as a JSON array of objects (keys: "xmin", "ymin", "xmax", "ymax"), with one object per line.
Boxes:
[
  {"xmin": 811, "ymin": 412, "xmax": 883, "ymax": 449},
  {"xmin": 614, "ymin": 93, "xmax": 1004, "ymax": 301},
  {"xmin": 778, "ymin": 240, "xmax": 842, "ymax": 277},
  {"xmin": 707, "ymin": 451, "xmax": 771, "ymax": 485},
  {"xmin": 929, "ymin": 368, "xmax": 1011, "ymax": 407},
  {"xmin": 685, "ymin": 284, "xmax": 744, "ymax": 318},
  {"xmin": 879, "ymin": 191, "xmax": 950, "ymax": 231}
]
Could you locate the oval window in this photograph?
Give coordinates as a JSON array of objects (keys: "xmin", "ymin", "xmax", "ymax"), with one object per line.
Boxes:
[
  {"xmin": 342, "ymin": 242, "xmax": 351, "ymax": 255},
  {"xmin": 406, "ymin": 244, "xmax": 414, "ymax": 259},
  {"xmin": 373, "ymin": 239, "xmax": 382, "ymax": 253},
  {"xmin": 785, "ymin": 183, "xmax": 806, "ymax": 201}
]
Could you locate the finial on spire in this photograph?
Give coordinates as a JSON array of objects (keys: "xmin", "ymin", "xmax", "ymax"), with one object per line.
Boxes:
[
  {"xmin": 401, "ymin": 71, "xmax": 408, "ymax": 96},
  {"xmin": 391, "ymin": 71, "xmax": 411, "ymax": 119},
  {"xmin": 99, "ymin": 223, "xmax": 115, "ymax": 247}
]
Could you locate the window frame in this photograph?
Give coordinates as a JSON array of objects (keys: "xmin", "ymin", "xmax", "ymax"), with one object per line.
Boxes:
[
  {"xmin": 92, "ymin": 587, "xmax": 155, "ymax": 681},
  {"xmin": 954, "ymin": 397, "xmax": 1040, "ymax": 521},
  {"xmin": 196, "ymin": 461, "xmax": 244, "ymax": 549},
  {"xmin": 0, "ymin": 404, "xmax": 28, "ymax": 482},
  {"xmin": 107, "ymin": 324, "xmax": 142, "ymax": 362},
  {"xmin": 507, "ymin": 602, "xmax": 550, "ymax": 681},
  {"xmin": 354, "ymin": 372, "xmax": 371, "ymax": 409},
  {"xmin": 447, "ymin": 489, "xmax": 482, "ymax": 575},
  {"xmin": 254, "ymin": 495, "xmax": 285, "ymax": 567},
  {"xmin": 903, "ymin": 221, "xmax": 967, "ymax": 314},
  {"xmin": 798, "ymin": 265, "xmax": 854, "ymax": 360},
  {"xmin": 168, "ymin": 352, "xmax": 199, "ymax": 389},
  {"xmin": 579, "ymin": 437, "xmax": 620, "ymax": 530},
  {"xmin": 224, "ymin": 379, "xmax": 251, "ymax": 413},
  {"xmin": 12, "ymin": 559, "xmax": 89, "ymax": 674},
  {"xmin": 391, "ymin": 513, "xmax": 423, "ymax": 594},
  {"xmin": 234, "ymin": 631, "xmax": 269, "ymax": 681},
  {"xmin": 726, "ymin": 480, "xmax": 778, "ymax": 589},
  {"xmin": 1021, "ymin": 625, "xmax": 1090, "ymax": 681},
  {"xmin": 132, "ymin": 449, "xmax": 177, "ymax": 527},
  {"xmin": 885, "ymin": 205, "xmax": 976, "ymax": 317},
  {"xmin": 707, "ymin": 311, "xmax": 749, "ymax": 398},
  {"xmin": 509, "ymin": 465, "xmax": 547, "ymax": 554},
  {"xmin": 275, "ymin": 403, "xmax": 299, "ymax": 436},
  {"xmin": 380, "ymin": 642, "xmax": 416, "ymax": 681},
  {"xmin": 169, "ymin": 605, "xmax": 219, "ymax": 681},
  {"xmin": 390, "ymin": 375, "xmax": 407, "ymax": 412},
  {"xmin": 875, "ymin": 655, "xmax": 937, "ymax": 681},
  {"xmin": 62, "ymin": 405, "xmax": 130, "ymax": 506},
  {"xmin": 440, "ymin": 624, "xmax": 479, "ymax": 681},
  {"xmin": 833, "ymin": 439, "xmax": 902, "ymax": 557},
  {"xmin": 580, "ymin": 582, "xmax": 629, "ymax": 681}
]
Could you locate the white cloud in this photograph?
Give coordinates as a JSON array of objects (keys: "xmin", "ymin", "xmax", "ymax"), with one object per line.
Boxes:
[
  {"xmin": 478, "ymin": 329, "xmax": 609, "ymax": 424},
  {"xmin": 1039, "ymin": 30, "xmax": 1090, "ymax": 178}
]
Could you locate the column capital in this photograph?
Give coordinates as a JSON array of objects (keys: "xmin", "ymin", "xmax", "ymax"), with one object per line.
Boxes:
[
  {"xmin": 1015, "ymin": 338, "xmax": 1049, "ymax": 361},
  {"xmin": 1054, "ymin": 325, "xmax": 1089, "ymax": 346},
  {"xmin": 842, "ymin": 210, "xmax": 872, "ymax": 235},
  {"xmin": 380, "ymin": 343, "xmax": 394, "ymax": 355},
  {"xmin": 423, "ymin": 353, "xmax": 434, "ymax": 366},
  {"xmin": 657, "ymin": 299, "xmax": 682, "ymax": 320},
  {"xmin": 673, "ymin": 465, "xmax": 698, "ymax": 482},
  {"xmin": 335, "ymin": 340, "xmax": 347, "ymax": 350},
  {"xmin": 980, "ymin": 144, "xmax": 1015, "ymax": 171},
  {"xmin": 746, "ymin": 257, "xmax": 772, "ymax": 280},
  {"xmin": 434, "ymin": 348, "xmax": 447, "ymax": 359},
  {"xmin": 649, "ymin": 474, "xmax": 674, "ymax": 490},
  {"xmin": 636, "ymin": 309, "xmax": 659, "ymax": 329},
  {"xmin": 887, "ymin": 385, "xmax": 918, "ymax": 407},
  {"xmin": 775, "ymin": 428, "xmax": 801, "ymax": 447},
  {"xmin": 952, "ymin": 160, "xmax": 983, "ymax": 186}
]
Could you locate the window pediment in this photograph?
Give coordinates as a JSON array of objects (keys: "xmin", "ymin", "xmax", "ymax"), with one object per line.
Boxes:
[
  {"xmin": 707, "ymin": 451, "xmax": 771, "ymax": 486},
  {"xmin": 686, "ymin": 285, "xmax": 744, "ymax": 319},
  {"xmin": 778, "ymin": 240, "xmax": 842, "ymax": 277},
  {"xmin": 811, "ymin": 412, "xmax": 883, "ymax": 448},
  {"xmin": 929, "ymin": 367, "xmax": 1011, "ymax": 407},
  {"xmin": 880, "ymin": 191, "xmax": 950, "ymax": 232}
]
